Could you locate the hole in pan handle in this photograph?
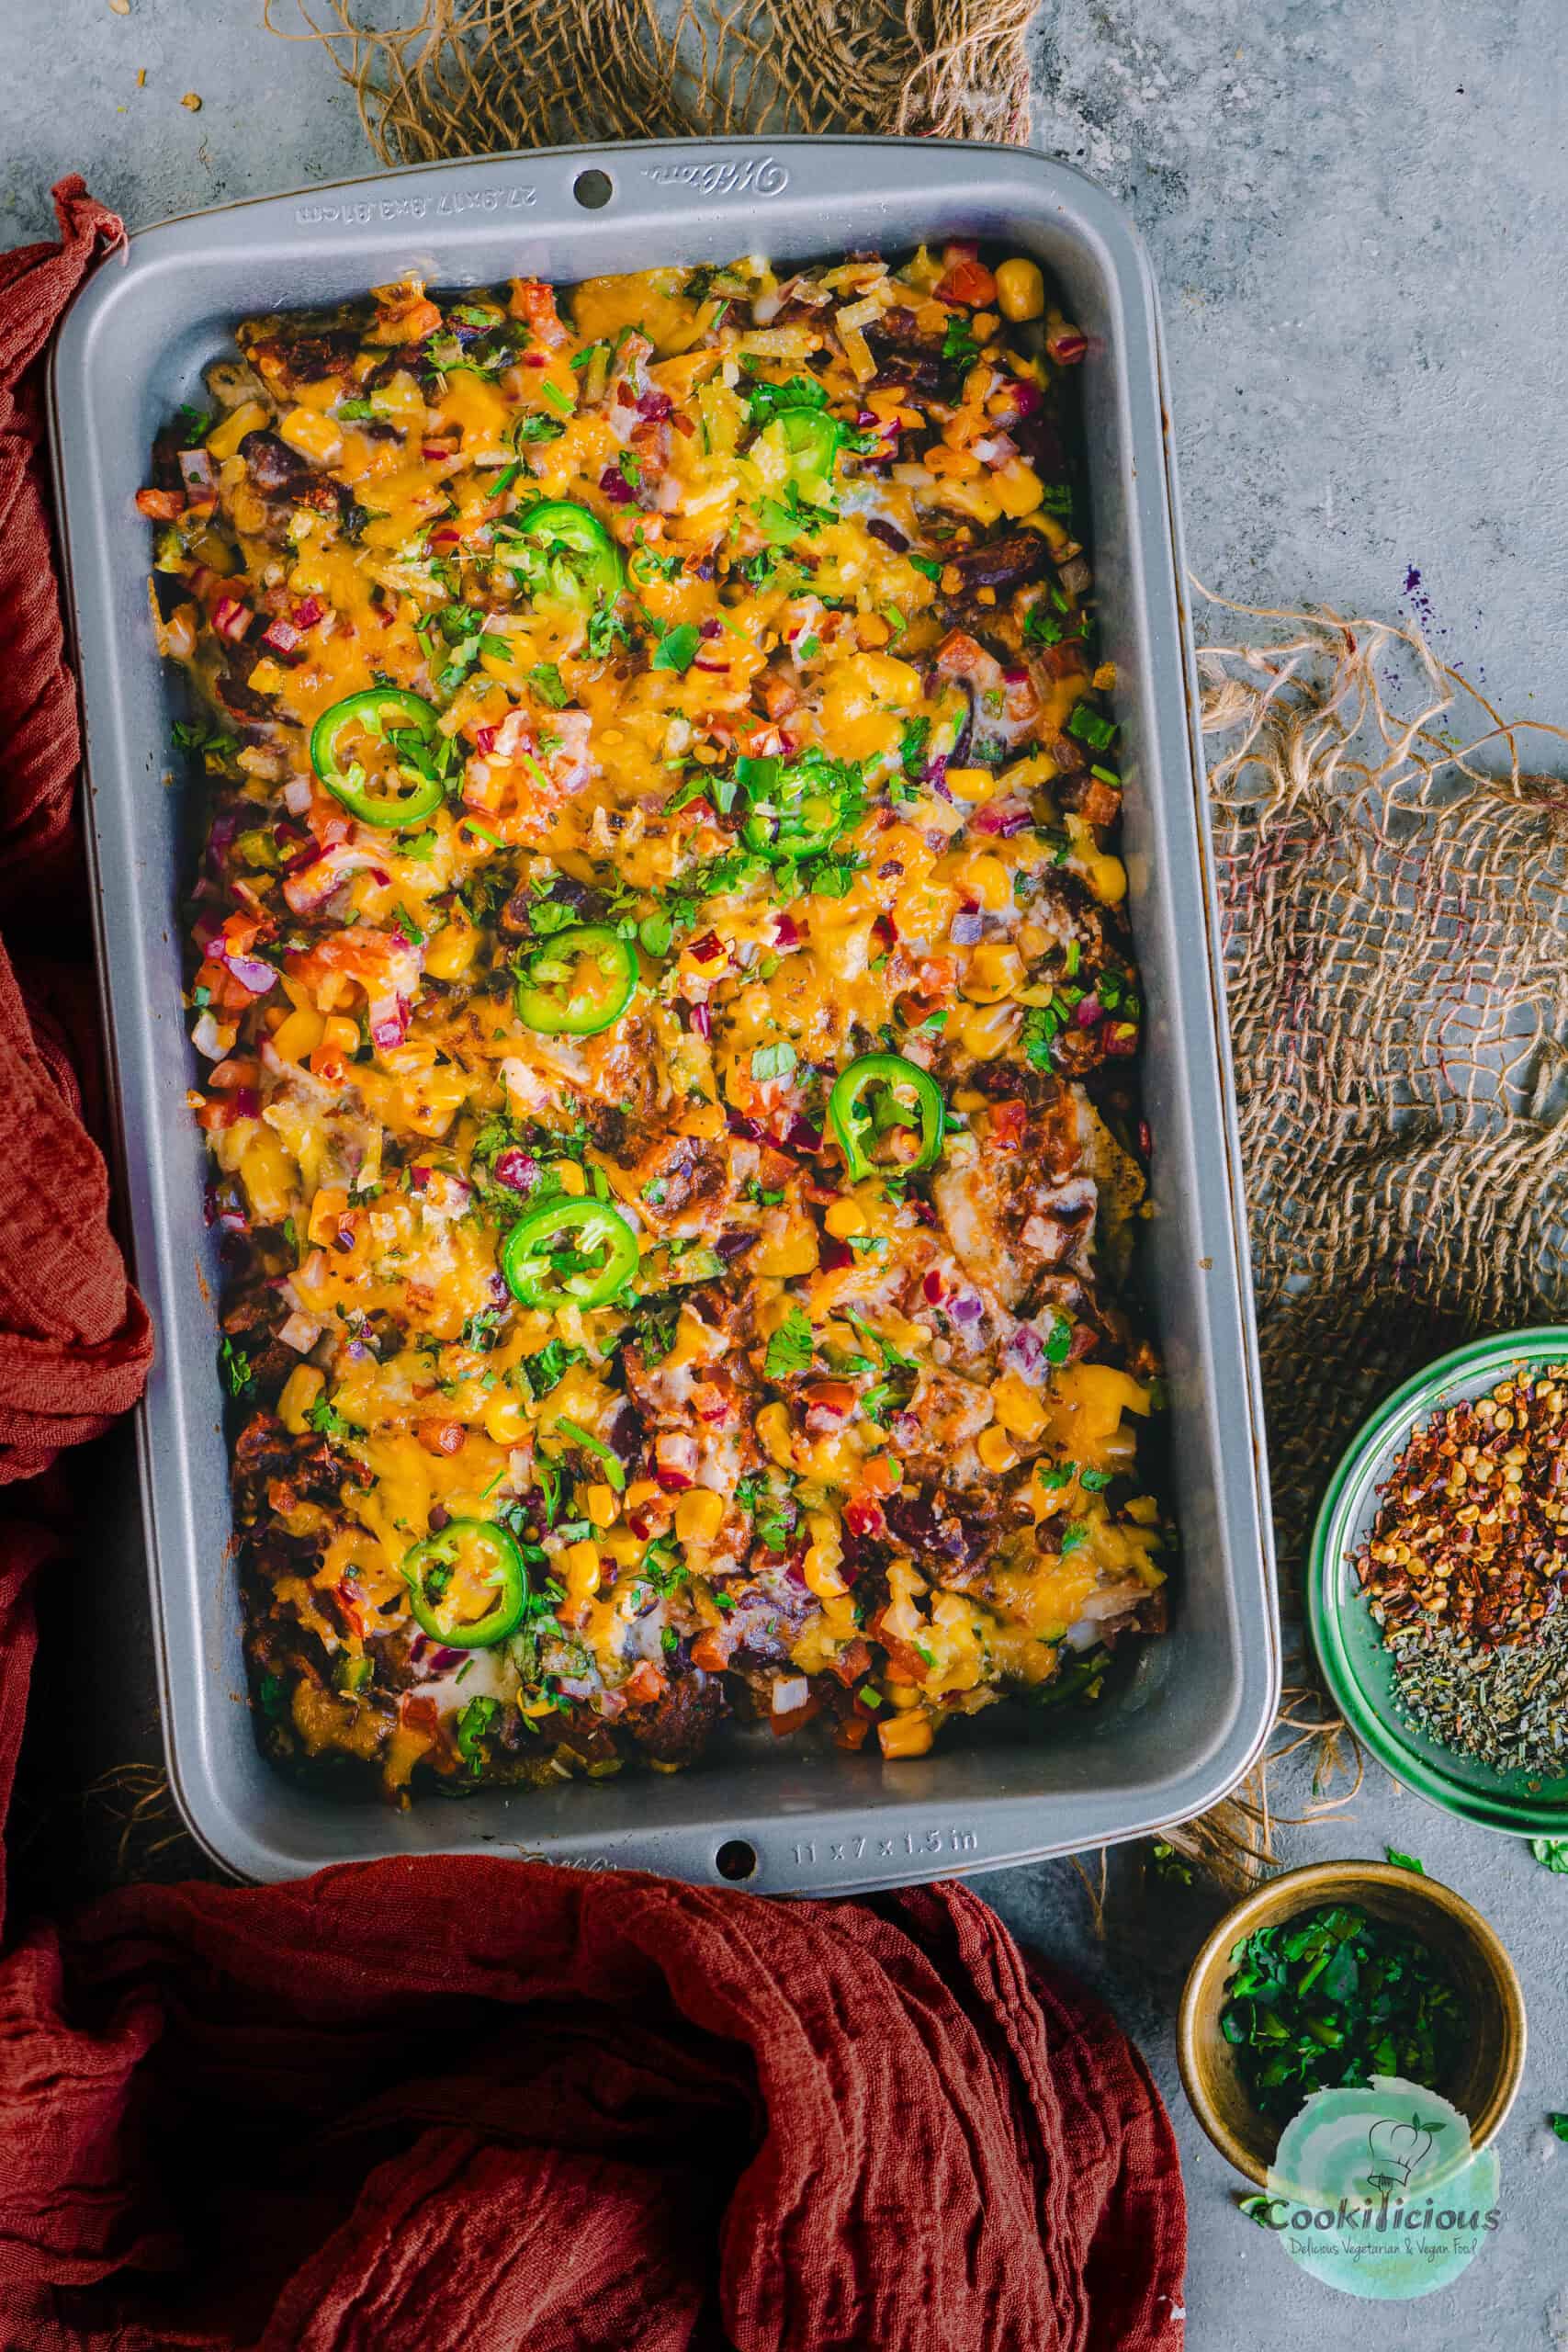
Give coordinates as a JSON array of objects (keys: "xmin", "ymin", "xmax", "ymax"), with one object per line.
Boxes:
[
  {"xmin": 715, "ymin": 1839, "xmax": 757, "ymax": 1883},
  {"xmin": 573, "ymin": 169, "xmax": 614, "ymax": 211}
]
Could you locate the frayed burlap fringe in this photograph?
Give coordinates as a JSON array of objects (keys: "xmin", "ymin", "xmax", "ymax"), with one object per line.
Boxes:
[
  {"xmin": 265, "ymin": 0, "xmax": 1036, "ymax": 159},
  {"xmin": 1199, "ymin": 590, "xmax": 1568, "ymax": 1575}
]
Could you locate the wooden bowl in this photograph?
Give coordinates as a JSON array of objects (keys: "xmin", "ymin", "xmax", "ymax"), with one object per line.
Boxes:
[{"xmin": 1177, "ymin": 1860, "xmax": 1527, "ymax": 2187}]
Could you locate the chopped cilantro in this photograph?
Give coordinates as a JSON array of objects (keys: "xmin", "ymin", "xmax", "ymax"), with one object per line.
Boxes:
[{"xmin": 764, "ymin": 1306, "xmax": 815, "ymax": 1381}]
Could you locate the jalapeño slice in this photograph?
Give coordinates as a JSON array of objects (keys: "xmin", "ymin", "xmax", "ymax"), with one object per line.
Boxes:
[
  {"xmin": 738, "ymin": 749, "xmax": 860, "ymax": 865},
  {"xmin": 505, "ymin": 499, "xmax": 625, "ymax": 606},
  {"xmin": 829, "ymin": 1052, "xmax": 945, "ymax": 1184},
  {"xmin": 310, "ymin": 688, "xmax": 446, "ymax": 830},
  {"xmin": 515, "ymin": 925, "xmax": 637, "ymax": 1037},
  {"xmin": 401, "ymin": 1519, "xmax": 526, "ymax": 1648},
  {"xmin": 499, "ymin": 1194, "xmax": 639, "ymax": 1310}
]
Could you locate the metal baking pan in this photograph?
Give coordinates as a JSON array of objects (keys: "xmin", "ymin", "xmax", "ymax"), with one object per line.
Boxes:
[{"xmin": 49, "ymin": 135, "xmax": 1280, "ymax": 1892}]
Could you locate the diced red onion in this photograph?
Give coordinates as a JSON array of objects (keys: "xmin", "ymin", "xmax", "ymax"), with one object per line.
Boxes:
[
  {"xmin": 220, "ymin": 949, "xmax": 277, "ymax": 997},
  {"xmin": 866, "ymin": 517, "xmax": 908, "ymax": 553},
  {"xmin": 772, "ymin": 1675, "xmax": 810, "ymax": 1714},
  {"xmin": 178, "ymin": 447, "xmax": 217, "ymax": 492},
  {"xmin": 211, "ymin": 596, "xmax": 251, "ymax": 642},
  {"xmin": 951, "ymin": 1291, "xmax": 985, "ymax": 1327},
  {"xmin": 688, "ymin": 1001, "xmax": 712, "ymax": 1040},
  {"xmin": 277, "ymin": 1310, "xmax": 323, "ymax": 1354},
  {"xmin": 474, "ymin": 725, "xmax": 497, "ymax": 755},
  {"xmin": 493, "ymin": 1147, "xmax": 540, "ymax": 1194},
  {"xmin": 1075, "ymin": 994, "xmax": 1103, "ymax": 1029},
  {"xmin": 654, "ymin": 1432, "xmax": 699, "ymax": 1491},
  {"xmin": 637, "ymin": 388, "xmax": 673, "ymax": 420},
  {"xmin": 950, "ymin": 910, "xmax": 984, "ymax": 946},
  {"xmin": 598, "ymin": 466, "xmax": 635, "ymax": 507},
  {"xmin": 970, "ymin": 797, "xmax": 1032, "ymax": 838},
  {"xmin": 369, "ymin": 998, "xmax": 412, "ymax": 1051},
  {"xmin": 699, "ymin": 616, "xmax": 723, "ymax": 639},
  {"xmin": 283, "ymin": 776, "xmax": 313, "ymax": 815},
  {"xmin": 689, "ymin": 929, "xmax": 725, "ymax": 964},
  {"xmin": 1003, "ymin": 1325, "xmax": 1048, "ymax": 1385},
  {"xmin": 772, "ymin": 912, "xmax": 802, "ymax": 948}
]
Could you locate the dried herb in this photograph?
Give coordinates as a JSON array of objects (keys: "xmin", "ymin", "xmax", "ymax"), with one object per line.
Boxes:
[
  {"xmin": 1220, "ymin": 1904, "xmax": 1465, "ymax": 2123},
  {"xmin": 1388, "ymin": 1611, "xmax": 1568, "ymax": 1778}
]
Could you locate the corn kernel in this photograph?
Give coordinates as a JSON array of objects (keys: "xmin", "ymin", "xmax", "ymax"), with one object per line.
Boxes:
[
  {"xmin": 321, "ymin": 1015, "xmax": 360, "ymax": 1056},
  {"xmin": 278, "ymin": 406, "xmax": 344, "ymax": 466},
  {"xmin": 307, "ymin": 1186, "xmax": 350, "ymax": 1246},
  {"xmin": 1087, "ymin": 854, "xmax": 1127, "ymax": 906},
  {"xmin": 757, "ymin": 1402, "xmax": 795, "ymax": 1469},
  {"xmin": 804, "ymin": 1547, "xmax": 850, "ymax": 1600},
  {"xmin": 991, "ymin": 461, "xmax": 1044, "ymax": 518},
  {"xmin": 272, "ymin": 1007, "xmax": 323, "ymax": 1065},
  {"xmin": 277, "ymin": 1363, "xmax": 324, "ymax": 1434},
  {"xmin": 753, "ymin": 1223, "xmax": 819, "ymax": 1278},
  {"xmin": 943, "ymin": 765, "xmax": 996, "ymax": 803},
  {"xmin": 824, "ymin": 1197, "xmax": 866, "ymax": 1238},
  {"xmin": 675, "ymin": 1487, "xmax": 725, "ymax": 1544},
  {"xmin": 991, "ymin": 1371, "xmax": 1048, "ymax": 1442},
  {"xmin": 555, "ymin": 1159, "xmax": 588, "ymax": 1197},
  {"xmin": 962, "ymin": 854, "xmax": 1012, "ymax": 911},
  {"xmin": 482, "ymin": 1392, "xmax": 529, "ymax": 1446},
  {"xmin": 239, "ymin": 1130, "xmax": 295, "ymax": 1225},
  {"xmin": 561, "ymin": 1540, "xmax": 601, "ymax": 1614},
  {"xmin": 961, "ymin": 941, "xmax": 1026, "ymax": 1003},
  {"xmin": 957, "ymin": 1002, "xmax": 1019, "ymax": 1059},
  {"xmin": 246, "ymin": 658, "xmax": 289, "ymax": 697},
  {"xmin": 977, "ymin": 1425, "xmax": 1020, "ymax": 1473},
  {"xmin": 995, "ymin": 257, "xmax": 1045, "ymax": 322},
  {"xmin": 878, "ymin": 1710, "xmax": 935, "ymax": 1758},
  {"xmin": 624, "ymin": 1477, "xmax": 660, "ymax": 1511},
  {"xmin": 424, "ymin": 916, "xmax": 479, "ymax": 982},
  {"xmin": 206, "ymin": 400, "xmax": 269, "ymax": 462},
  {"xmin": 585, "ymin": 1482, "xmax": 620, "ymax": 1530},
  {"xmin": 676, "ymin": 1099, "xmax": 726, "ymax": 1140}
]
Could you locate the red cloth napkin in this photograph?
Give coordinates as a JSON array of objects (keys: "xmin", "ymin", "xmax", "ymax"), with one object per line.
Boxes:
[{"xmin": 0, "ymin": 182, "xmax": 1187, "ymax": 2351}]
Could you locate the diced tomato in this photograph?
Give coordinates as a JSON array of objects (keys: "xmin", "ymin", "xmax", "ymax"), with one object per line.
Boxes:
[
  {"xmin": 986, "ymin": 1099, "xmax": 1028, "ymax": 1149},
  {"xmin": 136, "ymin": 486, "xmax": 186, "ymax": 520},
  {"xmin": 770, "ymin": 1694, "xmax": 821, "ymax": 1738},
  {"xmin": 858, "ymin": 1453, "xmax": 900, "ymax": 1500},
  {"xmin": 622, "ymin": 1659, "xmax": 666, "ymax": 1705},
  {"xmin": 416, "ymin": 1420, "xmax": 467, "ymax": 1457},
  {"xmin": 937, "ymin": 259, "xmax": 997, "ymax": 307}
]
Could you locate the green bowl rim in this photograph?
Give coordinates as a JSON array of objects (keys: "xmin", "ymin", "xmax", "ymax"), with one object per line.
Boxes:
[{"xmin": 1306, "ymin": 1326, "xmax": 1568, "ymax": 1837}]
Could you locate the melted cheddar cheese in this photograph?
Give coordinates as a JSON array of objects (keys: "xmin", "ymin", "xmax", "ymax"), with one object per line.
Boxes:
[{"xmin": 146, "ymin": 243, "xmax": 1168, "ymax": 1799}]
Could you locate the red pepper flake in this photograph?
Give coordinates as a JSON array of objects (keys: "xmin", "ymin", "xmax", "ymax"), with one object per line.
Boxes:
[{"xmin": 1355, "ymin": 1365, "xmax": 1568, "ymax": 1645}]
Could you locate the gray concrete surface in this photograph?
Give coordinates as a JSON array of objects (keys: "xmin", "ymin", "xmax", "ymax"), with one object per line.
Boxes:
[{"xmin": 5, "ymin": 2, "xmax": 1567, "ymax": 2344}]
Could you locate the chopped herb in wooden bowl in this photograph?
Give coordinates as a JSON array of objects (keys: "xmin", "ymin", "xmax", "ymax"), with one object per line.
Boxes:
[{"xmin": 1220, "ymin": 1903, "xmax": 1465, "ymax": 2122}]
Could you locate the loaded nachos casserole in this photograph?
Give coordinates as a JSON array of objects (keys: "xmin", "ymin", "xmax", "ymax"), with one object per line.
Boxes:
[{"xmin": 141, "ymin": 243, "xmax": 1169, "ymax": 1803}]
